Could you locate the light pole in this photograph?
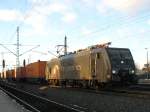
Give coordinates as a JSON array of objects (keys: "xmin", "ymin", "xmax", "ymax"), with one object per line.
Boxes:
[{"xmin": 145, "ymin": 48, "xmax": 149, "ymax": 79}]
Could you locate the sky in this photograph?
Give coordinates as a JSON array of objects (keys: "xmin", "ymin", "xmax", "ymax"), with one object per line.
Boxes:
[{"xmin": 0, "ymin": 0, "xmax": 150, "ymax": 69}]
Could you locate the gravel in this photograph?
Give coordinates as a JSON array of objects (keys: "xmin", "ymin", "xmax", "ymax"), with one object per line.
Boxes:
[{"xmin": 15, "ymin": 83, "xmax": 150, "ymax": 112}]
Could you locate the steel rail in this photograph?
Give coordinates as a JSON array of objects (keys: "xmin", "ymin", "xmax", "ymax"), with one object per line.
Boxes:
[
  {"xmin": 0, "ymin": 83, "xmax": 85, "ymax": 112},
  {"xmin": 0, "ymin": 86, "xmax": 40, "ymax": 112}
]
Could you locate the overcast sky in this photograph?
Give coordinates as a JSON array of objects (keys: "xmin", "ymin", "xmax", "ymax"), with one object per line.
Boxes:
[{"xmin": 0, "ymin": 0, "xmax": 150, "ymax": 69}]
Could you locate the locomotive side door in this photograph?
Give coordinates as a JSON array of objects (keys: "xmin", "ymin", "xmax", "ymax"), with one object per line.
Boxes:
[
  {"xmin": 91, "ymin": 53, "xmax": 102, "ymax": 78},
  {"xmin": 96, "ymin": 53, "xmax": 104, "ymax": 81},
  {"xmin": 91, "ymin": 52, "xmax": 106, "ymax": 82}
]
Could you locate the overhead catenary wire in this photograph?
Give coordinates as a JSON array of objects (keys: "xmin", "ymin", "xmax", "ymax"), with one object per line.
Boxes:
[
  {"xmin": 8, "ymin": 1, "xmax": 39, "ymax": 42},
  {"xmin": 70, "ymin": 12, "xmax": 150, "ymax": 46},
  {"xmin": 3, "ymin": 1, "xmax": 150, "ymax": 58},
  {"xmin": 15, "ymin": 1, "xmax": 149, "ymax": 45},
  {"xmin": 6, "ymin": 1, "xmax": 150, "ymax": 43},
  {"xmin": 1, "ymin": 1, "xmax": 44, "ymax": 68},
  {"xmin": 79, "ymin": 12, "xmax": 150, "ymax": 37}
]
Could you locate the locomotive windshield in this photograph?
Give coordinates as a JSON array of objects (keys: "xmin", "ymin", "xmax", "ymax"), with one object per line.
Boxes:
[{"xmin": 106, "ymin": 48, "xmax": 135, "ymax": 69}]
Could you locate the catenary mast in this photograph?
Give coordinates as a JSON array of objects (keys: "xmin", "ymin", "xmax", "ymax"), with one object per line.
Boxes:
[
  {"xmin": 64, "ymin": 36, "xmax": 67, "ymax": 55},
  {"xmin": 16, "ymin": 26, "xmax": 20, "ymax": 68}
]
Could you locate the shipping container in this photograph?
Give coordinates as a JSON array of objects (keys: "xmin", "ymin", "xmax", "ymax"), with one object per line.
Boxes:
[
  {"xmin": 16, "ymin": 67, "xmax": 26, "ymax": 81},
  {"xmin": 25, "ymin": 60, "xmax": 47, "ymax": 82}
]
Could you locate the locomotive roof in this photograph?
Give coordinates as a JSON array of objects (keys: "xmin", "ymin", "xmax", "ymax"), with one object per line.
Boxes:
[
  {"xmin": 61, "ymin": 46, "xmax": 129, "ymax": 55},
  {"xmin": 58, "ymin": 47, "xmax": 129, "ymax": 60},
  {"xmin": 47, "ymin": 47, "xmax": 131, "ymax": 64}
]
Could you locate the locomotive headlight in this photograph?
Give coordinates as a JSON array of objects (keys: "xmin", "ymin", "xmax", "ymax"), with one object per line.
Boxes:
[
  {"xmin": 129, "ymin": 69, "xmax": 135, "ymax": 74},
  {"xmin": 131, "ymin": 70, "xmax": 135, "ymax": 74},
  {"xmin": 121, "ymin": 60, "xmax": 124, "ymax": 64},
  {"xmin": 112, "ymin": 70, "xmax": 116, "ymax": 74}
]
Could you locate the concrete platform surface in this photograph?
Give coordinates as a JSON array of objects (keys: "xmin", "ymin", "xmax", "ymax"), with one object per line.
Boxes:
[{"xmin": 0, "ymin": 89, "xmax": 31, "ymax": 112}]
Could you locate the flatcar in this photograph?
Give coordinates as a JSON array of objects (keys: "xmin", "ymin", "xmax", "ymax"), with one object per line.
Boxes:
[{"xmin": 45, "ymin": 44, "xmax": 137, "ymax": 88}]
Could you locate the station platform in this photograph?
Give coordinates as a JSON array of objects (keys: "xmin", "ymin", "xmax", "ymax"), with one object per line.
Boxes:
[{"xmin": 0, "ymin": 89, "xmax": 30, "ymax": 112}]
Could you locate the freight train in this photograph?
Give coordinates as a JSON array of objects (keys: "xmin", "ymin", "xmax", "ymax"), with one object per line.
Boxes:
[
  {"xmin": 45, "ymin": 43, "xmax": 137, "ymax": 88},
  {"xmin": 1, "ymin": 60, "xmax": 47, "ymax": 83},
  {"xmin": 1, "ymin": 43, "xmax": 137, "ymax": 88}
]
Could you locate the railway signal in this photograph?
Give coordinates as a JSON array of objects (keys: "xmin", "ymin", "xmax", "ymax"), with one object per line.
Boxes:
[
  {"xmin": 2, "ymin": 59, "xmax": 5, "ymax": 68},
  {"xmin": 23, "ymin": 59, "xmax": 26, "ymax": 67}
]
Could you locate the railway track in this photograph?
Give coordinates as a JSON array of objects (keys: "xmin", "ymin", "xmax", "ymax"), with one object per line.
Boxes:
[
  {"xmin": 0, "ymin": 82, "xmax": 86, "ymax": 112},
  {"xmin": 3, "ymin": 80, "xmax": 150, "ymax": 99},
  {"xmin": 1, "ymin": 80, "xmax": 150, "ymax": 112},
  {"xmin": 102, "ymin": 88, "xmax": 150, "ymax": 99},
  {"xmin": 47, "ymin": 84, "xmax": 150, "ymax": 99}
]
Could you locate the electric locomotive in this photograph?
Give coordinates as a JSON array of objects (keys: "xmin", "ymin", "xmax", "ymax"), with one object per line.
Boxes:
[{"xmin": 45, "ymin": 43, "xmax": 136, "ymax": 88}]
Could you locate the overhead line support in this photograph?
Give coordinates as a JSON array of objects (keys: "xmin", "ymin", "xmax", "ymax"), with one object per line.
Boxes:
[{"xmin": 16, "ymin": 26, "xmax": 20, "ymax": 68}]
